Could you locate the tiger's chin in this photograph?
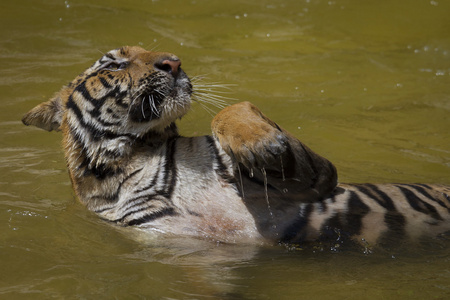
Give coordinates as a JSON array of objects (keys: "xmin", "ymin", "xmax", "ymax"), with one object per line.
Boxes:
[
  {"xmin": 125, "ymin": 99, "xmax": 190, "ymax": 137},
  {"xmin": 127, "ymin": 77, "xmax": 192, "ymax": 135}
]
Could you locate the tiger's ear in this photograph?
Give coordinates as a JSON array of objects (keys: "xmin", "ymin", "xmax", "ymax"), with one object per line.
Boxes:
[{"xmin": 22, "ymin": 94, "xmax": 64, "ymax": 132}]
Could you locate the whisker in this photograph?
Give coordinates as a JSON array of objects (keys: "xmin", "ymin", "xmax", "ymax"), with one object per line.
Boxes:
[
  {"xmin": 150, "ymin": 94, "xmax": 160, "ymax": 117},
  {"xmin": 194, "ymin": 100, "xmax": 217, "ymax": 117},
  {"xmin": 97, "ymin": 49, "xmax": 106, "ymax": 56},
  {"xmin": 193, "ymin": 93, "xmax": 231, "ymax": 107},
  {"xmin": 141, "ymin": 95, "xmax": 146, "ymax": 118},
  {"xmin": 189, "ymin": 77, "xmax": 238, "ymax": 116},
  {"xmin": 193, "ymin": 84, "xmax": 235, "ymax": 91},
  {"xmin": 194, "ymin": 92, "xmax": 232, "ymax": 102},
  {"xmin": 148, "ymin": 95, "xmax": 153, "ymax": 121}
]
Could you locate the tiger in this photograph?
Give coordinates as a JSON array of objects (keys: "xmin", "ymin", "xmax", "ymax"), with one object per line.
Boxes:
[{"xmin": 22, "ymin": 46, "xmax": 450, "ymax": 248}]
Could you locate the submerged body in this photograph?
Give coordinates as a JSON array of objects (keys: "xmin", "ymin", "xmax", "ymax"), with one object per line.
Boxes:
[{"xmin": 22, "ymin": 46, "xmax": 450, "ymax": 246}]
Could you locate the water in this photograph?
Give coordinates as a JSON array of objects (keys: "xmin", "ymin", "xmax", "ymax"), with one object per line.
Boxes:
[{"xmin": 1, "ymin": 0, "xmax": 450, "ymax": 299}]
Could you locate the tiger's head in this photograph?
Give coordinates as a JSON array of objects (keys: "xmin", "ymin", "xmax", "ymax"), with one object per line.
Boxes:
[
  {"xmin": 22, "ymin": 46, "xmax": 192, "ymax": 137},
  {"xmin": 23, "ymin": 46, "xmax": 193, "ymax": 180}
]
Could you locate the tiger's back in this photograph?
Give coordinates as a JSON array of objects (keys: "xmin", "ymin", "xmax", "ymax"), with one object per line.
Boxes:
[{"xmin": 295, "ymin": 183, "xmax": 450, "ymax": 246}]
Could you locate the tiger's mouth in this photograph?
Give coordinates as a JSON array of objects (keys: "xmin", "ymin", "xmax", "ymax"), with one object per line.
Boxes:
[
  {"xmin": 136, "ymin": 92, "xmax": 165, "ymax": 122},
  {"xmin": 128, "ymin": 70, "xmax": 192, "ymax": 124}
]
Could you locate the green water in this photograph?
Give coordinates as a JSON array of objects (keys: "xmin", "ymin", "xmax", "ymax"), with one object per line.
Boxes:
[{"xmin": 1, "ymin": 0, "xmax": 449, "ymax": 299}]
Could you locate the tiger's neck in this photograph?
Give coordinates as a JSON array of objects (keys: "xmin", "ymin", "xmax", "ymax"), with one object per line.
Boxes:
[{"xmin": 61, "ymin": 120, "xmax": 179, "ymax": 207}]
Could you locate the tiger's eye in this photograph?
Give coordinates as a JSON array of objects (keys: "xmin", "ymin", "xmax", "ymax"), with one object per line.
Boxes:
[{"xmin": 105, "ymin": 61, "xmax": 128, "ymax": 71}]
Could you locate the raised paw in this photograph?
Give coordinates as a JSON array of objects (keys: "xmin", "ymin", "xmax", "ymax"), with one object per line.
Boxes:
[{"xmin": 211, "ymin": 102, "xmax": 289, "ymax": 170}]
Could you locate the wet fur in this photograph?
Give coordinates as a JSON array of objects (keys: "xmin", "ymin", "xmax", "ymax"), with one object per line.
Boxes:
[{"xmin": 22, "ymin": 46, "xmax": 450, "ymax": 246}]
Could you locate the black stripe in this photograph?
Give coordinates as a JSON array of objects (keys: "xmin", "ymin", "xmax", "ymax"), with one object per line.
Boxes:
[
  {"xmin": 115, "ymin": 93, "xmax": 129, "ymax": 108},
  {"xmin": 134, "ymin": 163, "xmax": 162, "ymax": 194},
  {"xmin": 113, "ymin": 139, "xmax": 178, "ymax": 225},
  {"xmin": 127, "ymin": 207, "xmax": 177, "ymax": 226},
  {"xmin": 67, "ymin": 95, "xmax": 136, "ymax": 141},
  {"xmin": 67, "ymin": 124, "xmax": 134, "ymax": 180},
  {"xmin": 187, "ymin": 136, "xmax": 194, "ymax": 153},
  {"xmin": 344, "ymin": 190, "xmax": 370, "ymax": 235},
  {"xmin": 403, "ymin": 184, "xmax": 434, "ymax": 200},
  {"xmin": 396, "ymin": 185, "xmax": 443, "ymax": 221},
  {"xmin": 146, "ymin": 138, "xmax": 178, "ymax": 199},
  {"xmin": 280, "ymin": 203, "xmax": 313, "ymax": 243},
  {"xmin": 67, "ymin": 96, "xmax": 110, "ymax": 140},
  {"xmin": 417, "ymin": 183, "xmax": 432, "ymax": 189},
  {"xmin": 112, "ymin": 197, "xmax": 156, "ymax": 223},
  {"xmin": 72, "ymin": 74, "xmax": 130, "ymax": 128},
  {"xmin": 74, "ymin": 80, "xmax": 95, "ymax": 102},
  {"xmin": 66, "ymin": 95, "xmax": 85, "ymax": 125},
  {"xmin": 82, "ymin": 162, "xmax": 123, "ymax": 180},
  {"xmin": 205, "ymin": 135, "xmax": 236, "ymax": 184},
  {"xmin": 87, "ymin": 86, "xmax": 128, "ymax": 127},
  {"xmin": 99, "ymin": 76, "xmax": 112, "ymax": 89},
  {"xmin": 403, "ymin": 184, "xmax": 450, "ymax": 213},
  {"xmin": 357, "ymin": 184, "xmax": 406, "ymax": 241},
  {"xmin": 161, "ymin": 138, "xmax": 178, "ymax": 198},
  {"xmin": 358, "ymin": 184, "xmax": 396, "ymax": 210},
  {"xmin": 97, "ymin": 168, "xmax": 144, "ymax": 208},
  {"xmin": 319, "ymin": 192, "xmax": 369, "ymax": 240},
  {"xmin": 98, "ymin": 86, "xmax": 128, "ymax": 105}
]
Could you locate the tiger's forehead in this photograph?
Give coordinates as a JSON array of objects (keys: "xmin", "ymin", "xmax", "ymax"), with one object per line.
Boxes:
[{"xmin": 107, "ymin": 46, "xmax": 148, "ymax": 59}]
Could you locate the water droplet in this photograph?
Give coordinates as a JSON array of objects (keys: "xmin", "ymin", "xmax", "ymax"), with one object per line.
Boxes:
[
  {"xmin": 237, "ymin": 163, "xmax": 245, "ymax": 199},
  {"xmin": 283, "ymin": 188, "xmax": 288, "ymax": 193},
  {"xmin": 249, "ymin": 168, "xmax": 254, "ymax": 178},
  {"xmin": 261, "ymin": 168, "xmax": 274, "ymax": 218}
]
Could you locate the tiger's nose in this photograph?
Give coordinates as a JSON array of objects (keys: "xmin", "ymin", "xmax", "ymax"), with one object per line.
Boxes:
[{"xmin": 155, "ymin": 58, "xmax": 181, "ymax": 77}]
